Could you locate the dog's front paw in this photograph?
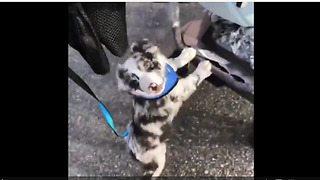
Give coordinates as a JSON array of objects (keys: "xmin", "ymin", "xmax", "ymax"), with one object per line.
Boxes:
[
  {"xmin": 195, "ymin": 60, "xmax": 212, "ymax": 80},
  {"xmin": 182, "ymin": 47, "xmax": 197, "ymax": 61}
]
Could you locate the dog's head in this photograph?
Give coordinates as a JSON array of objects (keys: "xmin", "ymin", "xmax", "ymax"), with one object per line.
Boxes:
[{"xmin": 116, "ymin": 39, "xmax": 168, "ymax": 97}]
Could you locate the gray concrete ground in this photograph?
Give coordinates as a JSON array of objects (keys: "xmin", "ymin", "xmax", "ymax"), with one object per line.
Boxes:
[{"xmin": 68, "ymin": 2, "xmax": 254, "ymax": 177}]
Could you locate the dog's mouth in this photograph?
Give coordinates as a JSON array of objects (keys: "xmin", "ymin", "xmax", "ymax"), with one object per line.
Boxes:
[{"xmin": 148, "ymin": 82, "xmax": 164, "ymax": 95}]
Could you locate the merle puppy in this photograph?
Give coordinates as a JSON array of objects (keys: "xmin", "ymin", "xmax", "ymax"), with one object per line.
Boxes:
[{"xmin": 116, "ymin": 39, "xmax": 212, "ymax": 177}]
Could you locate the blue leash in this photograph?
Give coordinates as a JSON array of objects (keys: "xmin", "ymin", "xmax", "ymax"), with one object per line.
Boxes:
[
  {"xmin": 97, "ymin": 101, "xmax": 128, "ymax": 138},
  {"xmin": 68, "ymin": 67, "xmax": 128, "ymax": 138},
  {"xmin": 68, "ymin": 64, "xmax": 178, "ymax": 138}
]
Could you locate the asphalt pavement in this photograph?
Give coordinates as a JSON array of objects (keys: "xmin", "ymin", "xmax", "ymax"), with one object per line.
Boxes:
[{"xmin": 68, "ymin": 2, "xmax": 254, "ymax": 177}]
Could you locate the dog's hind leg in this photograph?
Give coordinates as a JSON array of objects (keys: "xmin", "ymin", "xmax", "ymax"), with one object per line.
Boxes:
[
  {"xmin": 142, "ymin": 143, "xmax": 167, "ymax": 178},
  {"xmin": 151, "ymin": 147, "xmax": 166, "ymax": 177}
]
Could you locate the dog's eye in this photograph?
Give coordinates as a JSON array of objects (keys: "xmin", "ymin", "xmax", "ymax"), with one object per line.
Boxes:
[
  {"xmin": 144, "ymin": 61, "xmax": 153, "ymax": 71},
  {"xmin": 129, "ymin": 80, "xmax": 140, "ymax": 90},
  {"xmin": 131, "ymin": 73, "xmax": 139, "ymax": 80},
  {"xmin": 153, "ymin": 61, "xmax": 161, "ymax": 70},
  {"xmin": 118, "ymin": 68, "xmax": 127, "ymax": 79}
]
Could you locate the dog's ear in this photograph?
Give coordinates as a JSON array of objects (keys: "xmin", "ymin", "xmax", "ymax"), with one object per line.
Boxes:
[
  {"xmin": 130, "ymin": 42, "xmax": 139, "ymax": 53},
  {"xmin": 116, "ymin": 64, "xmax": 130, "ymax": 92},
  {"xmin": 130, "ymin": 39, "xmax": 154, "ymax": 54}
]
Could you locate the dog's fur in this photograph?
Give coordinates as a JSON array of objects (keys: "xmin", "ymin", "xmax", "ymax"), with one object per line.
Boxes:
[{"xmin": 116, "ymin": 39, "xmax": 212, "ymax": 177}]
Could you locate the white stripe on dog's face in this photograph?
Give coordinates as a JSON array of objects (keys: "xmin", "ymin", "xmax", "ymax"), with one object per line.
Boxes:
[{"xmin": 123, "ymin": 57, "xmax": 143, "ymax": 78}]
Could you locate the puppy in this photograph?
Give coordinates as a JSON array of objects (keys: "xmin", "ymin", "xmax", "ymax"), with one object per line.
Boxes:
[{"xmin": 116, "ymin": 39, "xmax": 212, "ymax": 177}]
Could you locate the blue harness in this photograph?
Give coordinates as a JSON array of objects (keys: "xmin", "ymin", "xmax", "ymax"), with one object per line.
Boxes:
[{"xmin": 68, "ymin": 64, "xmax": 178, "ymax": 138}]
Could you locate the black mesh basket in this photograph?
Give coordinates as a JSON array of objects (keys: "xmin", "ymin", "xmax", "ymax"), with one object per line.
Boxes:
[
  {"xmin": 82, "ymin": 3, "xmax": 128, "ymax": 57},
  {"xmin": 68, "ymin": 3, "xmax": 128, "ymax": 75}
]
